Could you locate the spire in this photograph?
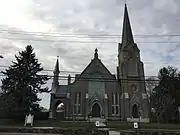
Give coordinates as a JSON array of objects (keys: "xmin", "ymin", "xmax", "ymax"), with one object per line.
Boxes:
[
  {"xmin": 121, "ymin": 4, "xmax": 134, "ymax": 46},
  {"xmin": 94, "ymin": 48, "xmax": 98, "ymax": 59},
  {"xmin": 53, "ymin": 56, "xmax": 60, "ymax": 74}
]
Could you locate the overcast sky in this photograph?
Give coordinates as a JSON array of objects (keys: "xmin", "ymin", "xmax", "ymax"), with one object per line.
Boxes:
[{"xmin": 0, "ymin": 0, "xmax": 180, "ymax": 109}]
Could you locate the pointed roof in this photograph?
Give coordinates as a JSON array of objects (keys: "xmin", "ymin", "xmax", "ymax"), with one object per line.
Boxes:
[
  {"xmin": 53, "ymin": 56, "xmax": 60, "ymax": 74},
  {"xmin": 121, "ymin": 4, "xmax": 134, "ymax": 47},
  {"xmin": 71, "ymin": 49, "xmax": 116, "ymax": 84}
]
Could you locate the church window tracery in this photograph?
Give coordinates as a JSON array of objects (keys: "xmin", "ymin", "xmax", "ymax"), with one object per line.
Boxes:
[
  {"xmin": 112, "ymin": 92, "xmax": 119, "ymax": 115},
  {"xmin": 74, "ymin": 92, "xmax": 81, "ymax": 114}
]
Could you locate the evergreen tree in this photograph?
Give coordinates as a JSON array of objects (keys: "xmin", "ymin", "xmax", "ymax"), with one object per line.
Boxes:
[{"xmin": 1, "ymin": 45, "xmax": 49, "ymax": 117}]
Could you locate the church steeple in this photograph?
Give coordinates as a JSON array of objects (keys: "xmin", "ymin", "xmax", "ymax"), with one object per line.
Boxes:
[
  {"xmin": 53, "ymin": 56, "xmax": 60, "ymax": 74},
  {"xmin": 121, "ymin": 4, "xmax": 134, "ymax": 47},
  {"xmin": 51, "ymin": 56, "xmax": 60, "ymax": 94}
]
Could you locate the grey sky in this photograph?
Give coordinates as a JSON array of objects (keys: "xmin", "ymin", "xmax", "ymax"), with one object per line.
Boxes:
[{"xmin": 0, "ymin": 0, "xmax": 180, "ymax": 108}]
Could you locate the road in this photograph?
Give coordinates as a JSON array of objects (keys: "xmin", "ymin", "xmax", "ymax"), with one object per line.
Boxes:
[
  {"xmin": 0, "ymin": 133, "xmax": 62, "ymax": 135},
  {"xmin": 0, "ymin": 131, "xmax": 121, "ymax": 135}
]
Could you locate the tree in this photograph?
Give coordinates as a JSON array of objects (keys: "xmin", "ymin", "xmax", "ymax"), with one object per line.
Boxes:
[
  {"xmin": 1, "ymin": 45, "xmax": 49, "ymax": 118},
  {"xmin": 151, "ymin": 66, "xmax": 180, "ymax": 123},
  {"xmin": 145, "ymin": 77, "xmax": 158, "ymax": 122},
  {"xmin": 145, "ymin": 76, "xmax": 158, "ymax": 99}
]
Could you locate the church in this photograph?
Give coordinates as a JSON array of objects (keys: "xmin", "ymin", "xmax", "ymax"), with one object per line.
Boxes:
[{"xmin": 49, "ymin": 4, "xmax": 149, "ymax": 122}]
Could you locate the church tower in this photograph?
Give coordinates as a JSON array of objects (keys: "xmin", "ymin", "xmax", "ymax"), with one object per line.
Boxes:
[
  {"xmin": 52, "ymin": 56, "xmax": 60, "ymax": 94},
  {"xmin": 49, "ymin": 56, "xmax": 60, "ymax": 119},
  {"xmin": 118, "ymin": 4, "xmax": 149, "ymax": 122}
]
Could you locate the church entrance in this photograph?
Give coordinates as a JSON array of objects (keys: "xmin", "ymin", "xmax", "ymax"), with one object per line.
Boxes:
[
  {"xmin": 92, "ymin": 103, "xmax": 101, "ymax": 117},
  {"xmin": 132, "ymin": 104, "xmax": 139, "ymax": 118}
]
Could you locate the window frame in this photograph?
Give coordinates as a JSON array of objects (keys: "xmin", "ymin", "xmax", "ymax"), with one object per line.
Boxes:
[
  {"xmin": 112, "ymin": 92, "xmax": 120, "ymax": 116},
  {"xmin": 74, "ymin": 92, "xmax": 81, "ymax": 115}
]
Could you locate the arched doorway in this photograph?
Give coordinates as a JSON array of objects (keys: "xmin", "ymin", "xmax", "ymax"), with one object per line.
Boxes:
[
  {"xmin": 132, "ymin": 104, "xmax": 139, "ymax": 118},
  {"xmin": 92, "ymin": 103, "xmax": 101, "ymax": 117},
  {"xmin": 55, "ymin": 100, "xmax": 65, "ymax": 120}
]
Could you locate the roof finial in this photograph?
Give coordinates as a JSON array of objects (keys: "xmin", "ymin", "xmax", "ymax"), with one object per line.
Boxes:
[{"xmin": 94, "ymin": 48, "xmax": 98, "ymax": 59}]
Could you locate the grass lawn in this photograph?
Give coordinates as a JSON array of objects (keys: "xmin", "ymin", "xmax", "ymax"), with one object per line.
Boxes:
[
  {"xmin": 34, "ymin": 120, "xmax": 95, "ymax": 128},
  {"xmin": 1, "ymin": 119, "xmax": 180, "ymax": 131},
  {"xmin": 105, "ymin": 121, "xmax": 180, "ymax": 131},
  {"xmin": 0, "ymin": 119, "xmax": 95, "ymax": 128},
  {"xmin": 28, "ymin": 120, "xmax": 180, "ymax": 130},
  {"xmin": 35, "ymin": 120, "xmax": 180, "ymax": 130}
]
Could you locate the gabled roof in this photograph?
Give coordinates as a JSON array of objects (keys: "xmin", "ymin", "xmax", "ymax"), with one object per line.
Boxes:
[
  {"xmin": 80, "ymin": 58, "xmax": 113, "ymax": 77},
  {"xmin": 70, "ymin": 49, "xmax": 117, "ymax": 84}
]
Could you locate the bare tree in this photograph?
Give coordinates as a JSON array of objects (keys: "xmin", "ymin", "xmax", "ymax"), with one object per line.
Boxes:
[{"xmin": 145, "ymin": 76, "xmax": 159, "ymax": 100}]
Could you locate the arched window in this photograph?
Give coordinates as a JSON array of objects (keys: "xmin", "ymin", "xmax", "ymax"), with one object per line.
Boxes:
[
  {"xmin": 74, "ymin": 92, "xmax": 81, "ymax": 114},
  {"xmin": 55, "ymin": 100, "xmax": 65, "ymax": 119},
  {"xmin": 57, "ymin": 103, "xmax": 64, "ymax": 112},
  {"xmin": 112, "ymin": 92, "xmax": 119, "ymax": 115}
]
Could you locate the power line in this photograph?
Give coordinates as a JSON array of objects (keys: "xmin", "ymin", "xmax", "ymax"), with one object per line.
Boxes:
[
  {"xmin": 1, "ymin": 36, "xmax": 180, "ymax": 44},
  {"xmin": 1, "ymin": 29, "xmax": 180, "ymax": 38},
  {"xmin": 0, "ymin": 65, "xmax": 178, "ymax": 78},
  {"xmin": 0, "ymin": 72, "xmax": 159, "ymax": 79},
  {"xmin": 1, "ymin": 60, "xmax": 180, "ymax": 68},
  {"xmin": 0, "ymin": 37, "xmax": 180, "ymax": 44},
  {"xmin": 1, "ymin": 29, "xmax": 180, "ymax": 44},
  {"xmin": 0, "ymin": 74, "xmax": 160, "ymax": 82}
]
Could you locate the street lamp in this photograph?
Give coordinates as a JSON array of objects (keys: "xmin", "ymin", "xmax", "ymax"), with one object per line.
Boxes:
[{"xmin": 151, "ymin": 108, "xmax": 161, "ymax": 135}]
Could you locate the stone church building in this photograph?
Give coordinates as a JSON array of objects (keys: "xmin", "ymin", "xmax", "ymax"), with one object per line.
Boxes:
[{"xmin": 49, "ymin": 4, "xmax": 149, "ymax": 122}]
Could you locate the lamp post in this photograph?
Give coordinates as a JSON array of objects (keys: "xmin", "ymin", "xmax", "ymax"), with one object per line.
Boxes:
[{"xmin": 151, "ymin": 108, "xmax": 161, "ymax": 135}]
